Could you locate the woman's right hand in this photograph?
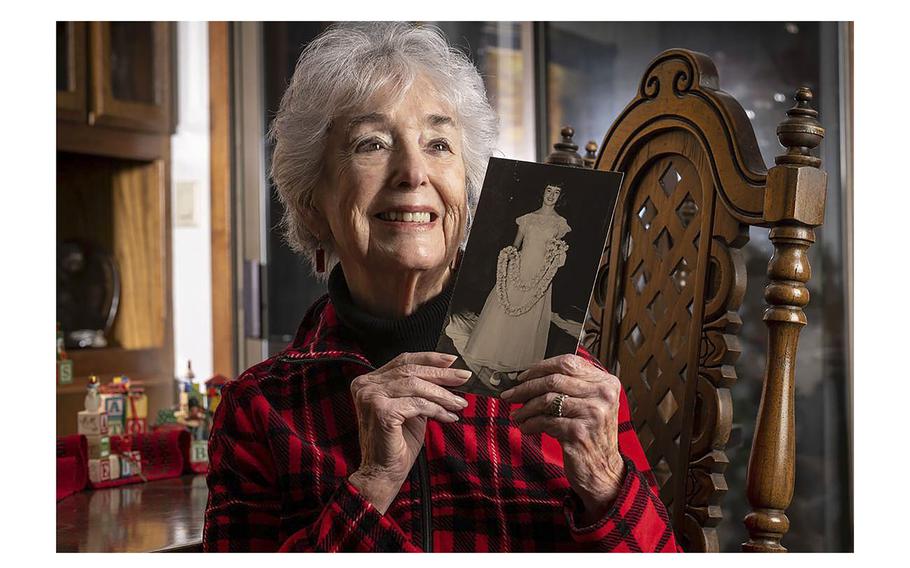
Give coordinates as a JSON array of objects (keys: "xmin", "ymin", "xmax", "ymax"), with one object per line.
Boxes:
[{"xmin": 348, "ymin": 351, "xmax": 471, "ymax": 513}]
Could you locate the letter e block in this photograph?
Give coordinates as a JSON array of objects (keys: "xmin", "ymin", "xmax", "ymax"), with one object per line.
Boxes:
[{"xmin": 88, "ymin": 458, "xmax": 112, "ymax": 484}]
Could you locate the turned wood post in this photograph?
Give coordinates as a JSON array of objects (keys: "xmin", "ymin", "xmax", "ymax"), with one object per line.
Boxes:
[
  {"xmin": 546, "ymin": 126, "xmax": 586, "ymax": 167},
  {"xmin": 743, "ymin": 87, "xmax": 827, "ymax": 552},
  {"xmin": 583, "ymin": 140, "xmax": 598, "ymax": 169}
]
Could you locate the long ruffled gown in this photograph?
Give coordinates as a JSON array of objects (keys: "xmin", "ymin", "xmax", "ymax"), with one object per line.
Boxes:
[{"xmin": 463, "ymin": 211, "xmax": 571, "ymax": 372}]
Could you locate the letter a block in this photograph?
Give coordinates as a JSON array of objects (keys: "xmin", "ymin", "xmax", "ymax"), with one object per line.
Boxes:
[{"xmin": 102, "ymin": 394, "xmax": 126, "ymax": 434}]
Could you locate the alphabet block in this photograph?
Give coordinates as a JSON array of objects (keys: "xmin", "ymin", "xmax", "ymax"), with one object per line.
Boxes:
[
  {"xmin": 77, "ymin": 410, "xmax": 109, "ymax": 437},
  {"xmin": 120, "ymin": 453, "xmax": 132, "ymax": 477},
  {"xmin": 126, "ymin": 391, "xmax": 148, "ymax": 420},
  {"xmin": 108, "ymin": 454, "xmax": 121, "ymax": 480},
  {"xmin": 88, "ymin": 458, "xmax": 111, "ymax": 484},
  {"xmin": 126, "ymin": 451, "xmax": 142, "ymax": 476},
  {"xmin": 86, "ymin": 435, "xmax": 110, "ymax": 459},
  {"xmin": 58, "ymin": 359, "xmax": 73, "ymax": 385},
  {"xmin": 101, "ymin": 394, "xmax": 126, "ymax": 433},
  {"xmin": 126, "ymin": 418, "xmax": 147, "ymax": 435},
  {"xmin": 190, "ymin": 440, "xmax": 209, "ymax": 464}
]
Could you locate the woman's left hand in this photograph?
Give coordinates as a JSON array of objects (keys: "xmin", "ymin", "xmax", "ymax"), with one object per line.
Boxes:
[{"xmin": 501, "ymin": 354, "xmax": 625, "ymax": 525}]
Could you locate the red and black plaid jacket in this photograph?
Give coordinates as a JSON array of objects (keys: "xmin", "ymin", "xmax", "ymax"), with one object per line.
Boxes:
[{"xmin": 203, "ymin": 295, "xmax": 679, "ymax": 552}]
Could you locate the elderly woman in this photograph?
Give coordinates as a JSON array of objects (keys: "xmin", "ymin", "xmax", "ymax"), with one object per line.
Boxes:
[{"xmin": 203, "ymin": 22, "xmax": 678, "ymax": 553}]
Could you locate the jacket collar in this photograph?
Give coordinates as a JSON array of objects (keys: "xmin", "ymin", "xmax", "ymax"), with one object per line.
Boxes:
[
  {"xmin": 281, "ymin": 294, "xmax": 373, "ymax": 368},
  {"xmin": 281, "ymin": 250, "xmax": 463, "ymax": 369}
]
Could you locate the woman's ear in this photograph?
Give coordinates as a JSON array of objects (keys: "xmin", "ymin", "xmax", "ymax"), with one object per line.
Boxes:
[{"xmin": 301, "ymin": 198, "xmax": 331, "ymax": 244}]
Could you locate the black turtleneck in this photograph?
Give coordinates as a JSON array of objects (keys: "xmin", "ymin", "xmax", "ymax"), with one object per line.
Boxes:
[{"xmin": 327, "ymin": 264, "xmax": 455, "ymax": 368}]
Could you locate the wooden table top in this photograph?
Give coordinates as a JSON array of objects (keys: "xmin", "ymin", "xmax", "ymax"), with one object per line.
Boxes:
[{"xmin": 56, "ymin": 474, "xmax": 208, "ymax": 552}]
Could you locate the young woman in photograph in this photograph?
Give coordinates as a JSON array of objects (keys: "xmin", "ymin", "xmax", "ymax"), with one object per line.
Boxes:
[{"xmin": 462, "ymin": 184, "xmax": 571, "ymax": 382}]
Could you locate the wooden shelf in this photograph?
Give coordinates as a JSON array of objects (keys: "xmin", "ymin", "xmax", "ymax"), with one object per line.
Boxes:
[
  {"xmin": 56, "ymin": 153, "xmax": 174, "ymax": 436},
  {"xmin": 68, "ymin": 345, "xmax": 165, "ymax": 377},
  {"xmin": 57, "ymin": 121, "xmax": 168, "ymax": 162},
  {"xmin": 57, "ymin": 346, "xmax": 170, "ymax": 394},
  {"xmin": 57, "ymin": 346, "xmax": 175, "ymax": 434}
]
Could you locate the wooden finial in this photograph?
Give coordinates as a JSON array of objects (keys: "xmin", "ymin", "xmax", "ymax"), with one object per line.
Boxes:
[
  {"xmin": 775, "ymin": 87, "xmax": 824, "ymax": 168},
  {"xmin": 744, "ymin": 84, "xmax": 828, "ymax": 554},
  {"xmin": 546, "ymin": 126, "xmax": 585, "ymax": 167},
  {"xmin": 583, "ymin": 140, "xmax": 598, "ymax": 169}
]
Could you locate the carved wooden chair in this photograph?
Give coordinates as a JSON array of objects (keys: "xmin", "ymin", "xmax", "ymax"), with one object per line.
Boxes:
[{"xmin": 546, "ymin": 49, "xmax": 828, "ymax": 552}]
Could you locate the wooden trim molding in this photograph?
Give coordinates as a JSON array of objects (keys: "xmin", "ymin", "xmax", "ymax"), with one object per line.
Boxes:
[{"xmin": 209, "ymin": 22, "xmax": 236, "ymax": 378}]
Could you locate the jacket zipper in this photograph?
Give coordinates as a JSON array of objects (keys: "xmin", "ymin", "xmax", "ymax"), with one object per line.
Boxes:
[
  {"xmin": 417, "ymin": 446, "xmax": 433, "ymax": 552},
  {"xmin": 280, "ymin": 353, "xmax": 434, "ymax": 551}
]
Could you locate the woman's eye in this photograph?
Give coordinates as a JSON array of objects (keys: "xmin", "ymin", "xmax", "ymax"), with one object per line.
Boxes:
[
  {"xmin": 356, "ymin": 139, "xmax": 386, "ymax": 153},
  {"xmin": 430, "ymin": 140, "xmax": 451, "ymax": 152}
]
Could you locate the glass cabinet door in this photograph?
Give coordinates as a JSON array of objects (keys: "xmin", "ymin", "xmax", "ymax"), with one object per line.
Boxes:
[
  {"xmin": 56, "ymin": 21, "xmax": 86, "ymax": 122},
  {"xmin": 89, "ymin": 21, "xmax": 173, "ymax": 133}
]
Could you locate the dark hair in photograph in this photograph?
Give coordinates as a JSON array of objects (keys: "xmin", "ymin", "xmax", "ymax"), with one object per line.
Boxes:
[{"xmin": 540, "ymin": 183, "xmax": 568, "ymax": 210}]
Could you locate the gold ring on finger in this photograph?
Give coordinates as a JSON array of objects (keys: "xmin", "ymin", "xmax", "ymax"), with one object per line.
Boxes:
[{"xmin": 546, "ymin": 393, "xmax": 568, "ymax": 418}]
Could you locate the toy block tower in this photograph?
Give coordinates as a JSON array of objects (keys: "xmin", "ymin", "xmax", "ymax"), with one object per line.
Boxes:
[{"xmin": 79, "ymin": 376, "xmax": 112, "ymax": 483}]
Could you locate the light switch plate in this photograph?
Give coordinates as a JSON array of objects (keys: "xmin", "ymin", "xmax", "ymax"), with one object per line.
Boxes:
[{"xmin": 175, "ymin": 181, "xmax": 199, "ymax": 227}]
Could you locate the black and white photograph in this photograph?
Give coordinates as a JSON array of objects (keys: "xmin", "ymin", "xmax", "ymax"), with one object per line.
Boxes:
[{"xmin": 437, "ymin": 157, "xmax": 622, "ymax": 396}]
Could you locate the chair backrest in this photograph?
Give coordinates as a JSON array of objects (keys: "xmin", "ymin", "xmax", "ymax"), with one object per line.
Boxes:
[{"xmin": 547, "ymin": 49, "xmax": 828, "ymax": 552}]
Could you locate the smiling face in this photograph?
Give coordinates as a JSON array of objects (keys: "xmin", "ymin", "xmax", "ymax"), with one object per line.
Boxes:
[
  {"xmin": 310, "ymin": 76, "xmax": 467, "ymax": 281},
  {"xmin": 543, "ymin": 185, "xmax": 561, "ymax": 206}
]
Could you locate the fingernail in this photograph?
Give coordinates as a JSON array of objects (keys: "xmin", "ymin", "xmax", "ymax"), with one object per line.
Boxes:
[
  {"xmin": 501, "ymin": 389, "xmax": 514, "ymax": 400},
  {"xmin": 441, "ymin": 353, "xmax": 458, "ymax": 362},
  {"xmin": 446, "ymin": 412, "xmax": 460, "ymax": 421},
  {"xmin": 455, "ymin": 397, "xmax": 469, "ymax": 408},
  {"xmin": 454, "ymin": 369, "xmax": 472, "ymax": 380}
]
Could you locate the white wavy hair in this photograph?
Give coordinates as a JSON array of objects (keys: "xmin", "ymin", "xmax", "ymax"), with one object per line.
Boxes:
[{"xmin": 269, "ymin": 22, "xmax": 500, "ymax": 277}]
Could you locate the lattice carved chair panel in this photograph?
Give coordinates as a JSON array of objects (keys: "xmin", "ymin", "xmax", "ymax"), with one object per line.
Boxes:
[{"xmin": 555, "ymin": 49, "xmax": 828, "ymax": 552}]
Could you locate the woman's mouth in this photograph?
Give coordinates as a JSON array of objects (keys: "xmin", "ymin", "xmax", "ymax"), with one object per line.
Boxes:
[{"xmin": 375, "ymin": 211, "xmax": 437, "ymax": 223}]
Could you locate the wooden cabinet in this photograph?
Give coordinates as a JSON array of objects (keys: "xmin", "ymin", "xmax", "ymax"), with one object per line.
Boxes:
[
  {"xmin": 89, "ymin": 22, "xmax": 174, "ymax": 133},
  {"xmin": 56, "ymin": 22, "xmax": 176, "ymax": 436},
  {"xmin": 57, "ymin": 22, "xmax": 175, "ymax": 135},
  {"xmin": 57, "ymin": 22, "xmax": 87, "ymax": 123}
]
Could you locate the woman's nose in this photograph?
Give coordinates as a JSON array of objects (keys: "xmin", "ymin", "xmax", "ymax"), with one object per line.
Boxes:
[{"xmin": 390, "ymin": 142, "xmax": 429, "ymax": 190}]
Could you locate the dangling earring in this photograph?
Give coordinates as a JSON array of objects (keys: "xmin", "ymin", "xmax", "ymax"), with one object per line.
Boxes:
[
  {"xmin": 449, "ymin": 249, "xmax": 461, "ymax": 271},
  {"xmin": 315, "ymin": 244, "xmax": 326, "ymax": 273}
]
